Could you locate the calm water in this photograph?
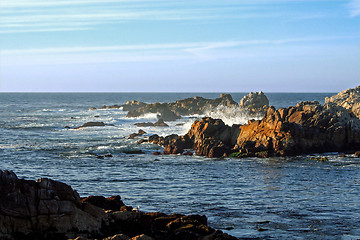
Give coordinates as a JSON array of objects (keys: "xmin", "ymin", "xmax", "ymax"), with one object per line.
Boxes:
[{"xmin": 0, "ymin": 92, "xmax": 359, "ymax": 240}]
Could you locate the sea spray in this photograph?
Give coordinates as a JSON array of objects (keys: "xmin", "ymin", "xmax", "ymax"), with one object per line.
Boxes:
[{"xmin": 203, "ymin": 104, "xmax": 264, "ymax": 126}]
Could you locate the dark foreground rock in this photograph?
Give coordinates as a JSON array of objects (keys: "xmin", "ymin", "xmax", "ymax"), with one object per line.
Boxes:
[
  {"xmin": 147, "ymin": 101, "xmax": 360, "ymax": 158},
  {"xmin": 0, "ymin": 170, "xmax": 237, "ymax": 240}
]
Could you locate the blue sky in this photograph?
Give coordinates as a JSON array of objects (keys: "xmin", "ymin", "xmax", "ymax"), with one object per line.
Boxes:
[{"xmin": 0, "ymin": 0, "xmax": 359, "ymax": 92}]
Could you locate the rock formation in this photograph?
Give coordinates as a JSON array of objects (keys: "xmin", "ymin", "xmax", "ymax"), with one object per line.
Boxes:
[
  {"xmin": 239, "ymin": 91, "xmax": 269, "ymax": 115},
  {"xmin": 325, "ymin": 85, "xmax": 360, "ymax": 119},
  {"xmin": 126, "ymin": 103, "xmax": 180, "ymax": 121},
  {"xmin": 147, "ymin": 101, "xmax": 360, "ymax": 158},
  {"xmin": 0, "ymin": 170, "xmax": 237, "ymax": 240},
  {"xmin": 74, "ymin": 122, "xmax": 115, "ymax": 129}
]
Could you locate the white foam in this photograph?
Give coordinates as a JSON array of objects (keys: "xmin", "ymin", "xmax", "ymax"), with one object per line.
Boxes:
[{"xmin": 203, "ymin": 105, "xmax": 263, "ymax": 126}]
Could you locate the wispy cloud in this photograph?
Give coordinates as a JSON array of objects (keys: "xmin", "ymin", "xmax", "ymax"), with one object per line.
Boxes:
[
  {"xmin": 3, "ymin": 36, "xmax": 355, "ymax": 56},
  {"xmin": 348, "ymin": 0, "xmax": 360, "ymax": 17},
  {"xmin": 0, "ymin": 0, "xmax": 337, "ymax": 34}
]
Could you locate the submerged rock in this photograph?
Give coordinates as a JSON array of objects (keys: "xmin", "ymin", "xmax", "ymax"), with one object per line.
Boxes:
[
  {"xmin": 325, "ymin": 85, "xmax": 360, "ymax": 119},
  {"xmin": 0, "ymin": 170, "xmax": 238, "ymax": 240},
  {"xmin": 75, "ymin": 122, "xmax": 110, "ymax": 129}
]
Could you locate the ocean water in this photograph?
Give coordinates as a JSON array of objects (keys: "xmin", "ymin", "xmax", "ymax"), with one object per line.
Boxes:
[{"xmin": 0, "ymin": 92, "xmax": 359, "ymax": 240}]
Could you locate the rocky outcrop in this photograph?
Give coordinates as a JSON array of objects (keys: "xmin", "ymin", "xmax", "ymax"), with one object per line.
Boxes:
[
  {"xmin": 0, "ymin": 170, "xmax": 238, "ymax": 240},
  {"xmin": 128, "ymin": 130, "xmax": 146, "ymax": 139},
  {"xmin": 325, "ymin": 85, "xmax": 360, "ymax": 119},
  {"xmin": 167, "ymin": 93, "xmax": 237, "ymax": 116},
  {"xmin": 120, "ymin": 101, "xmax": 147, "ymax": 112},
  {"xmin": 134, "ymin": 119, "xmax": 169, "ymax": 127},
  {"xmin": 0, "ymin": 170, "xmax": 105, "ymax": 239},
  {"xmin": 239, "ymin": 91, "xmax": 269, "ymax": 115},
  {"xmin": 127, "ymin": 103, "xmax": 180, "ymax": 121},
  {"xmin": 234, "ymin": 101, "xmax": 360, "ymax": 156},
  {"xmin": 148, "ymin": 101, "xmax": 360, "ymax": 158}
]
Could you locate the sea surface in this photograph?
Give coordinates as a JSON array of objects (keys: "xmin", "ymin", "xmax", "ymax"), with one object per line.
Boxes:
[{"xmin": 0, "ymin": 92, "xmax": 359, "ymax": 240}]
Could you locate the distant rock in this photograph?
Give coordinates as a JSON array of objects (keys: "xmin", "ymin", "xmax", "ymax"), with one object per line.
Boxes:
[
  {"xmin": 134, "ymin": 122, "xmax": 154, "ymax": 127},
  {"xmin": 99, "ymin": 105, "xmax": 122, "ymax": 110},
  {"xmin": 154, "ymin": 119, "xmax": 169, "ymax": 127},
  {"xmin": 122, "ymin": 149, "xmax": 144, "ymax": 154},
  {"xmin": 167, "ymin": 93, "xmax": 237, "ymax": 116},
  {"xmin": 325, "ymin": 85, "xmax": 360, "ymax": 119},
  {"xmin": 127, "ymin": 103, "xmax": 180, "ymax": 121},
  {"xmin": 239, "ymin": 91, "xmax": 269, "ymax": 114},
  {"xmin": 128, "ymin": 129, "xmax": 147, "ymax": 139},
  {"xmin": 75, "ymin": 122, "xmax": 108, "ymax": 129},
  {"xmin": 121, "ymin": 100, "xmax": 147, "ymax": 111}
]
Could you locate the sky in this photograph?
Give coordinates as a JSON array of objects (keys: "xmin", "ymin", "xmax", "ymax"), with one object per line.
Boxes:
[{"xmin": 0, "ymin": 0, "xmax": 359, "ymax": 92}]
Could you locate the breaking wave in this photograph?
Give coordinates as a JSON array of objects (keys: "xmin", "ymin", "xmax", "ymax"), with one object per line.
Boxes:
[{"xmin": 203, "ymin": 105, "xmax": 264, "ymax": 126}]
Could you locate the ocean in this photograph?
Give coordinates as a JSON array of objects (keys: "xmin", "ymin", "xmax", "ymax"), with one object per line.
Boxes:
[{"xmin": 0, "ymin": 92, "xmax": 359, "ymax": 239}]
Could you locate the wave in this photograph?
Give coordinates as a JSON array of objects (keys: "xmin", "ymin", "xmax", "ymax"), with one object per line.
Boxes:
[{"xmin": 203, "ymin": 105, "xmax": 263, "ymax": 126}]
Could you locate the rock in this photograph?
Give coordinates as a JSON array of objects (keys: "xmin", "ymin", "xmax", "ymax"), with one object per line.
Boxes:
[
  {"xmin": 325, "ymin": 85, "xmax": 360, "ymax": 119},
  {"xmin": 137, "ymin": 139, "xmax": 148, "ymax": 144},
  {"xmin": 82, "ymin": 195, "xmax": 125, "ymax": 211},
  {"xmin": 99, "ymin": 105, "xmax": 122, "ymax": 110},
  {"xmin": 124, "ymin": 94, "xmax": 238, "ymax": 121},
  {"xmin": 105, "ymin": 154, "xmax": 113, "ymax": 158},
  {"xmin": 65, "ymin": 126, "xmax": 71, "ymax": 129},
  {"xmin": 0, "ymin": 170, "xmax": 105, "ymax": 239},
  {"xmin": 0, "ymin": 171, "xmax": 238, "ymax": 240},
  {"xmin": 154, "ymin": 99, "xmax": 360, "ymax": 158},
  {"xmin": 134, "ymin": 122, "xmax": 154, "ymax": 127},
  {"xmin": 129, "ymin": 234, "xmax": 153, "ymax": 240},
  {"xmin": 138, "ymin": 129, "xmax": 146, "ymax": 135},
  {"xmin": 122, "ymin": 149, "xmax": 144, "ymax": 154},
  {"xmin": 127, "ymin": 103, "xmax": 180, "ymax": 121},
  {"xmin": 355, "ymin": 151, "xmax": 360, "ymax": 157},
  {"xmin": 128, "ymin": 130, "xmax": 147, "ymax": 139},
  {"xmin": 103, "ymin": 233, "xmax": 130, "ymax": 240},
  {"xmin": 121, "ymin": 100, "xmax": 147, "ymax": 112},
  {"xmin": 239, "ymin": 91, "xmax": 269, "ymax": 114},
  {"xmin": 89, "ymin": 107, "xmax": 97, "ymax": 110},
  {"xmin": 75, "ymin": 122, "xmax": 106, "ymax": 129},
  {"xmin": 154, "ymin": 119, "xmax": 169, "ymax": 127},
  {"xmin": 152, "ymin": 151, "xmax": 161, "ymax": 155}
]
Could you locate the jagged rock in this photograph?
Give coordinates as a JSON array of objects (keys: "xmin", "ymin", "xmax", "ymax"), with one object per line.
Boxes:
[
  {"xmin": 0, "ymin": 171, "xmax": 238, "ymax": 240},
  {"xmin": 325, "ymin": 85, "xmax": 360, "ymax": 118},
  {"xmin": 168, "ymin": 93, "xmax": 238, "ymax": 116},
  {"xmin": 0, "ymin": 170, "xmax": 105, "ymax": 239},
  {"xmin": 121, "ymin": 100, "xmax": 147, "ymax": 112},
  {"xmin": 239, "ymin": 91, "xmax": 269, "ymax": 115},
  {"xmin": 234, "ymin": 101, "xmax": 360, "ymax": 156},
  {"xmin": 150, "ymin": 100, "xmax": 360, "ymax": 158}
]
